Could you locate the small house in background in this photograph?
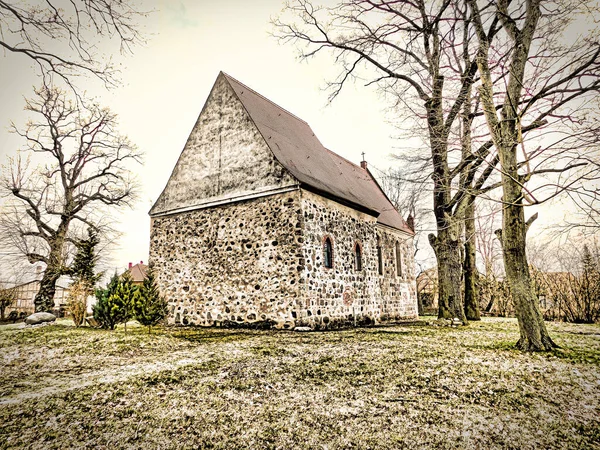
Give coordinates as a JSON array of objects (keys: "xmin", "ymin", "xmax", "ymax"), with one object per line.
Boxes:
[
  {"xmin": 124, "ymin": 261, "xmax": 148, "ymax": 286},
  {"xmin": 4, "ymin": 265, "xmax": 71, "ymax": 316}
]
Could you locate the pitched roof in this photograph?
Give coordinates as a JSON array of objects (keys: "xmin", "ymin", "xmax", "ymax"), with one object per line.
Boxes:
[
  {"xmin": 221, "ymin": 73, "xmax": 412, "ymax": 234},
  {"xmin": 127, "ymin": 263, "xmax": 148, "ymax": 283}
]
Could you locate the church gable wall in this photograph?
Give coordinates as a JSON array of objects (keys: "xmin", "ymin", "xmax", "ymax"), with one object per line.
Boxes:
[
  {"xmin": 150, "ymin": 191, "xmax": 304, "ymax": 328},
  {"xmin": 151, "ymin": 75, "xmax": 297, "ymax": 216}
]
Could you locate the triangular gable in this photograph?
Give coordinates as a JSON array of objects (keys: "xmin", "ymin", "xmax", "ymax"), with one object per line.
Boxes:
[{"xmin": 150, "ymin": 73, "xmax": 298, "ymax": 216}]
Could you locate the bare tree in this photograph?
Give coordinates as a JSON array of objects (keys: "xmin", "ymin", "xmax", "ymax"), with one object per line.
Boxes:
[
  {"xmin": 275, "ymin": 0, "xmax": 507, "ymax": 324},
  {"xmin": 0, "ymin": 0, "xmax": 148, "ymax": 90},
  {"xmin": 0, "ymin": 86, "xmax": 141, "ymax": 312},
  {"xmin": 468, "ymin": 0, "xmax": 600, "ymax": 350},
  {"xmin": 534, "ymin": 240, "xmax": 600, "ymax": 323}
]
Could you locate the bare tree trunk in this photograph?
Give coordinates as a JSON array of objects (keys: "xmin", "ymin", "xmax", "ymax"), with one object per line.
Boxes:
[
  {"xmin": 459, "ymin": 62, "xmax": 480, "ymax": 321},
  {"xmin": 34, "ymin": 226, "xmax": 67, "ymax": 313},
  {"xmin": 500, "ymin": 202, "xmax": 556, "ymax": 350},
  {"xmin": 429, "ymin": 87, "xmax": 467, "ymax": 324},
  {"xmin": 464, "ymin": 199, "xmax": 480, "ymax": 320},
  {"xmin": 430, "ymin": 223, "xmax": 466, "ymax": 323}
]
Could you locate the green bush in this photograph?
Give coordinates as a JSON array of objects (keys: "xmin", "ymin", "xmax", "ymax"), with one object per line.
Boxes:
[
  {"xmin": 93, "ymin": 272, "xmax": 137, "ymax": 330},
  {"xmin": 134, "ymin": 269, "xmax": 168, "ymax": 332}
]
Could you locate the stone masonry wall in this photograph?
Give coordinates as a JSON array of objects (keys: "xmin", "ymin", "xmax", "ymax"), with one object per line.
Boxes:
[
  {"xmin": 376, "ymin": 226, "xmax": 418, "ymax": 320},
  {"xmin": 296, "ymin": 190, "xmax": 417, "ymax": 329},
  {"xmin": 150, "ymin": 188, "xmax": 417, "ymax": 329},
  {"xmin": 150, "ymin": 191, "xmax": 304, "ymax": 328}
]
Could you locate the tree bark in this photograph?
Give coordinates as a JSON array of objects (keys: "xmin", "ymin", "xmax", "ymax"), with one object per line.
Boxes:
[
  {"xmin": 430, "ymin": 222, "xmax": 466, "ymax": 323},
  {"xmin": 34, "ymin": 268, "xmax": 61, "ymax": 312},
  {"xmin": 34, "ymin": 226, "xmax": 68, "ymax": 312},
  {"xmin": 428, "ymin": 81, "xmax": 467, "ymax": 324},
  {"xmin": 502, "ymin": 203, "xmax": 555, "ymax": 350},
  {"xmin": 464, "ymin": 199, "xmax": 480, "ymax": 320}
]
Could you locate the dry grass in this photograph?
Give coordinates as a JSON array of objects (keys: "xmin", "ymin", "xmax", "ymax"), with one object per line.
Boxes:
[{"xmin": 0, "ymin": 317, "xmax": 599, "ymax": 449}]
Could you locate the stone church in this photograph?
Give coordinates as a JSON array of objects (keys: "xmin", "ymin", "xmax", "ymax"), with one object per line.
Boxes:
[{"xmin": 149, "ymin": 72, "xmax": 418, "ymax": 329}]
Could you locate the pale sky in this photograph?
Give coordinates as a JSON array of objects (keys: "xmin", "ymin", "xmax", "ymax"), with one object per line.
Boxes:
[{"xmin": 0, "ymin": 0, "xmax": 593, "ymax": 280}]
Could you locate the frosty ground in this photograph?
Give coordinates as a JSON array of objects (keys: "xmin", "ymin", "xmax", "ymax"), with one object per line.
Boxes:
[{"xmin": 1, "ymin": 317, "xmax": 598, "ymax": 449}]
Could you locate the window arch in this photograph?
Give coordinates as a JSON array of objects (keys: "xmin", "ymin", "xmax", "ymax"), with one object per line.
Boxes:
[
  {"xmin": 377, "ymin": 238, "xmax": 383, "ymax": 276},
  {"xmin": 323, "ymin": 236, "xmax": 333, "ymax": 269},
  {"xmin": 396, "ymin": 241, "xmax": 403, "ymax": 278},
  {"xmin": 354, "ymin": 242, "xmax": 362, "ymax": 271}
]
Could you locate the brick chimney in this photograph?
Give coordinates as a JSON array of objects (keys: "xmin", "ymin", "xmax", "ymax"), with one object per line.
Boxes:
[
  {"xmin": 360, "ymin": 160, "xmax": 368, "ymax": 169},
  {"xmin": 128, "ymin": 262, "xmax": 133, "ymax": 269},
  {"xmin": 140, "ymin": 261, "xmax": 144, "ymax": 265},
  {"xmin": 406, "ymin": 214, "xmax": 415, "ymax": 232}
]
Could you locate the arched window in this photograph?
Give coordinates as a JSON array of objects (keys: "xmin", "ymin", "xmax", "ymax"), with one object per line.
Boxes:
[
  {"xmin": 354, "ymin": 242, "xmax": 362, "ymax": 271},
  {"xmin": 396, "ymin": 241, "xmax": 403, "ymax": 278},
  {"xmin": 323, "ymin": 237, "xmax": 333, "ymax": 269},
  {"xmin": 377, "ymin": 239, "xmax": 383, "ymax": 276}
]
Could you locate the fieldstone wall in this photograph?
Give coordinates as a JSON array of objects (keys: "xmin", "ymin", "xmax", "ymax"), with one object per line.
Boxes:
[
  {"xmin": 150, "ymin": 192, "xmax": 304, "ymax": 328},
  {"xmin": 376, "ymin": 226, "xmax": 418, "ymax": 320},
  {"xmin": 295, "ymin": 190, "xmax": 417, "ymax": 329},
  {"xmin": 150, "ymin": 187, "xmax": 417, "ymax": 330}
]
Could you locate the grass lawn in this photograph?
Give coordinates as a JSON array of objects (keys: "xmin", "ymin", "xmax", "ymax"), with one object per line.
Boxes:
[{"xmin": 1, "ymin": 317, "xmax": 599, "ymax": 449}]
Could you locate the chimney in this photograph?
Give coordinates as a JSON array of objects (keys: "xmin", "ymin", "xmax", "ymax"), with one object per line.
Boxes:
[
  {"xmin": 140, "ymin": 261, "xmax": 144, "ymax": 265},
  {"xmin": 128, "ymin": 262, "xmax": 133, "ymax": 269},
  {"xmin": 406, "ymin": 214, "xmax": 415, "ymax": 232},
  {"xmin": 360, "ymin": 152, "xmax": 367, "ymax": 169}
]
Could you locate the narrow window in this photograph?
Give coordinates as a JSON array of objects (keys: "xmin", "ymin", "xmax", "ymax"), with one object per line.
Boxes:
[
  {"xmin": 396, "ymin": 241, "xmax": 403, "ymax": 278},
  {"xmin": 323, "ymin": 237, "xmax": 333, "ymax": 269},
  {"xmin": 354, "ymin": 243, "xmax": 362, "ymax": 271},
  {"xmin": 377, "ymin": 245, "xmax": 383, "ymax": 275}
]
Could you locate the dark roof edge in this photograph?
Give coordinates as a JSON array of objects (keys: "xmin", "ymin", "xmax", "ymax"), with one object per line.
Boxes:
[
  {"xmin": 365, "ymin": 167, "xmax": 414, "ymax": 235},
  {"xmin": 300, "ymin": 183, "xmax": 380, "ymax": 218},
  {"xmin": 221, "ymin": 72, "xmax": 309, "ymax": 125}
]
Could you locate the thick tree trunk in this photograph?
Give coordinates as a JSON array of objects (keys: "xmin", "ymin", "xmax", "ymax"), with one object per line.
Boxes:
[
  {"xmin": 464, "ymin": 199, "xmax": 480, "ymax": 320},
  {"xmin": 501, "ymin": 201, "xmax": 556, "ymax": 351},
  {"xmin": 430, "ymin": 225, "xmax": 466, "ymax": 323},
  {"xmin": 34, "ymin": 229, "xmax": 67, "ymax": 313},
  {"xmin": 34, "ymin": 268, "xmax": 61, "ymax": 312},
  {"xmin": 427, "ymin": 84, "xmax": 467, "ymax": 325},
  {"xmin": 469, "ymin": 0, "xmax": 554, "ymax": 350}
]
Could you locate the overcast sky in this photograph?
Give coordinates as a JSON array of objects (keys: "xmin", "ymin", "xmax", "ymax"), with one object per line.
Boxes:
[{"xmin": 0, "ymin": 0, "xmax": 592, "ymax": 279}]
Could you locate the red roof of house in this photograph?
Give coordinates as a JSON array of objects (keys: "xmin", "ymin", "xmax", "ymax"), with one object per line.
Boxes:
[
  {"xmin": 127, "ymin": 263, "xmax": 148, "ymax": 283},
  {"xmin": 222, "ymin": 73, "xmax": 412, "ymax": 234}
]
